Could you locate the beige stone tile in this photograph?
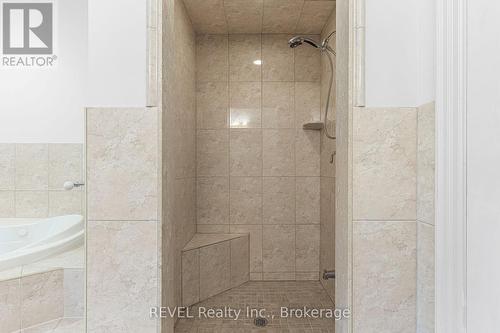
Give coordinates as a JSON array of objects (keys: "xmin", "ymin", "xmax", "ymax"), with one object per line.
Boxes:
[
  {"xmin": 147, "ymin": 27, "xmax": 158, "ymax": 107},
  {"xmin": 230, "ymin": 82, "xmax": 262, "ymax": 128},
  {"xmin": 262, "ymin": 0, "xmax": 304, "ymax": 33},
  {"xmin": 296, "ymin": 271, "xmax": 319, "ymax": 281},
  {"xmin": 173, "ymin": 178, "xmax": 197, "ymax": 244},
  {"xmin": 15, "ymin": 144, "xmax": 48, "ymax": 190},
  {"xmin": 262, "ymin": 82, "xmax": 295, "ymax": 128},
  {"xmin": 184, "ymin": 234, "xmax": 245, "ymax": 251},
  {"xmin": 250, "ymin": 272, "xmax": 263, "ymax": 280},
  {"xmin": 263, "ymin": 129, "xmax": 295, "ymax": 176},
  {"xmin": 197, "ymin": 224, "xmax": 230, "ymax": 233},
  {"xmin": 320, "ymin": 177, "xmax": 335, "ymax": 298},
  {"xmin": 174, "ymin": 129, "xmax": 196, "ymax": 179},
  {"xmin": 175, "ymin": 280, "xmax": 334, "ymax": 330},
  {"xmin": 353, "ymin": 221, "xmax": 416, "ymax": 333},
  {"xmin": 199, "ymin": 242, "xmax": 231, "ymax": 299},
  {"xmin": 417, "ymin": 102, "xmax": 435, "ymax": 225},
  {"xmin": 262, "ymin": 225, "xmax": 295, "ymax": 272},
  {"xmin": 320, "ymin": 135, "xmax": 336, "ymax": 178},
  {"xmin": 296, "ymin": 1, "xmax": 336, "ymax": 34},
  {"xmin": 230, "ymin": 236, "xmax": 250, "ymax": 287},
  {"xmin": 229, "ymin": 34, "xmax": 261, "ymax": 82},
  {"xmin": 417, "ymin": 222, "xmax": 435, "ymax": 333},
  {"xmin": 197, "ymin": 130, "xmax": 229, "ymax": 177},
  {"xmin": 0, "ymin": 190, "xmax": 15, "ymax": 217},
  {"xmin": 296, "ymin": 130, "xmax": 320, "ymax": 176},
  {"xmin": 0, "ymin": 278, "xmax": 21, "ymax": 333},
  {"xmin": 296, "ymin": 224, "xmax": 320, "ymax": 271},
  {"xmin": 230, "ymin": 225, "xmax": 263, "ymax": 273},
  {"xmin": 86, "ymin": 108, "xmax": 158, "ymax": 221},
  {"xmin": 224, "ymin": 0, "xmax": 263, "ymax": 33},
  {"xmin": 353, "ymin": 107, "xmax": 417, "ymax": 220},
  {"xmin": 184, "ymin": 0, "xmax": 227, "ymax": 34},
  {"xmin": 63, "ymin": 269, "xmax": 84, "ymax": 317},
  {"xmin": 262, "ymin": 34, "xmax": 294, "ymax": 81},
  {"xmin": 263, "ymin": 177, "xmax": 295, "ymax": 224},
  {"xmin": 196, "ymin": 34, "xmax": 228, "ymax": 81},
  {"xmin": 87, "ymin": 220, "xmax": 157, "ymax": 333},
  {"xmin": 48, "ymin": 191, "xmax": 82, "ymax": 217},
  {"xmin": 197, "ymin": 82, "xmax": 229, "ymax": 129},
  {"xmin": 15, "ymin": 191, "xmax": 48, "ymax": 218},
  {"xmin": 296, "ymin": 177, "xmax": 320, "ymax": 224},
  {"xmin": 294, "ymin": 35, "xmax": 321, "ymax": 81},
  {"xmin": 48, "ymin": 144, "xmax": 82, "ymax": 191},
  {"xmin": 197, "ymin": 177, "xmax": 229, "ymax": 225},
  {"xmin": 295, "ymin": 82, "xmax": 321, "ymax": 127},
  {"xmin": 262, "ymin": 272, "xmax": 295, "ymax": 280},
  {"xmin": 182, "ymin": 249, "xmax": 200, "ymax": 306},
  {"xmin": 21, "ymin": 270, "xmax": 64, "ymax": 329},
  {"xmin": 230, "ymin": 177, "xmax": 262, "ymax": 225},
  {"xmin": 230, "ymin": 129, "xmax": 262, "ymax": 176},
  {"xmin": 0, "ymin": 144, "xmax": 15, "ymax": 190}
]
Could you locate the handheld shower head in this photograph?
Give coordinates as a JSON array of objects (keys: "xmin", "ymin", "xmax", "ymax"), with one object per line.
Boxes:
[
  {"xmin": 288, "ymin": 36, "xmax": 321, "ymax": 49},
  {"xmin": 288, "ymin": 37, "xmax": 304, "ymax": 48}
]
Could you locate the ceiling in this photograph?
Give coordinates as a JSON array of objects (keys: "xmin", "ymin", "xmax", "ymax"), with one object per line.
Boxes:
[{"xmin": 182, "ymin": 0, "xmax": 336, "ymax": 34}]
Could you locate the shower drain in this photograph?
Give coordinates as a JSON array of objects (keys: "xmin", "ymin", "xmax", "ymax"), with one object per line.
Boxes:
[{"xmin": 254, "ymin": 317, "xmax": 268, "ymax": 327}]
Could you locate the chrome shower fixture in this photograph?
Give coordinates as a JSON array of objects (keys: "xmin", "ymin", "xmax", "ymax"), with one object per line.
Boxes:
[
  {"xmin": 288, "ymin": 31, "xmax": 336, "ymax": 140},
  {"xmin": 288, "ymin": 31, "xmax": 336, "ymax": 55}
]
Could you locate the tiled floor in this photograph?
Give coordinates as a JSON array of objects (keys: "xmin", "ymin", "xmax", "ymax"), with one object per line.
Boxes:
[{"xmin": 175, "ymin": 281, "xmax": 335, "ymax": 333}]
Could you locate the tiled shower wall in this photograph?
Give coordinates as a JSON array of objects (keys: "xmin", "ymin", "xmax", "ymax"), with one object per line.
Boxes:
[
  {"xmin": 319, "ymin": 9, "xmax": 336, "ymax": 301},
  {"xmin": 161, "ymin": 0, "xmax": 197, "ymax": 322},
  {"xmin": 417, "ymin": 102, "xmax": 435, "ymax": 332},
  {"xmin": 0, "ymin": 143, "xmax": 83, "ymax": 218},
  {"xmin": 195, "ymin": 33, "xmax": 322, "ymax": 280}
]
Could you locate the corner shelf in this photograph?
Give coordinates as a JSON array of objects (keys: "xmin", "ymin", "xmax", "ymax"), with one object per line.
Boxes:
[{"xmin": 302, "ymin": 122, "xmax": 324, "ymax": 130}]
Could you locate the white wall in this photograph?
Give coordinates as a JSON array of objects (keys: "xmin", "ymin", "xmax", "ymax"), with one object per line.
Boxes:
[
  {"xmin": 467, "ymin": 0, "xmax": 500, "ymax": 329},
  {"xmin": 0, "ymin": 0, "xmax": 148, "ymax": 143},
  {"xmin": 365, "ymin": 0, "xmax": 435, "ymax": 107},
  {"xmin": 0, "ymin": 0, "xmax": 87, "ymax": 143},
  {"xmin": 87, "ymin": 0, "xmax": 147, "ymax": 107}
]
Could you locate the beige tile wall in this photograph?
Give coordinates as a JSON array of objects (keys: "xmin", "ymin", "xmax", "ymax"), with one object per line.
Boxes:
[
  {"xmin": 0, "ymin": 269, "xmax": 70, "ymax": 332},
  {"xmin": 352, "ymin": 106, "xmax": 418, "ymax": 333},
  {"xmin": 161, "ymin": 0, "xmax": 197, "ymax": 331},
  {"xmin": 417, "ymin": 102, "xmax": 435, "ymax": 333},
  {"xmin": 0, "ymin": 143, "xmax": 83, "ymax": 218},
  {"xmin": 195, "ymin": 33, "xmax": 322, "ymax": 280},
  {"xmin": 319, "ymin": 8, "xmax": 336, "ymax": 301},
  {"xmin": 86, "ymin": 107, "xmax": 159, "ymax": 333},
  {"xmin": 181, "ymin": 235, "xmax": 249, "ymax": 306},
  {"xmin": 353, "ymin": 221, "xmax": 416, "ymax": 333},
  {"xmin": 182, "ymin": 0, "xmax": 335, "ymax": 35}
]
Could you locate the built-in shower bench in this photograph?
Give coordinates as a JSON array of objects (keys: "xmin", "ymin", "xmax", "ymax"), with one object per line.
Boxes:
[{"xmin": 181, "ymin": 233, "xmax": 249, "ymax": 306}]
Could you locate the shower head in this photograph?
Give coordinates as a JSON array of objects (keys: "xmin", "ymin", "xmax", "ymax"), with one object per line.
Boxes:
[
  {"xmin": 288, "ymin": 33, "xmax": 336, "ymax": 56},
  {"xmin": 288, "ymin": 36, "xmax": 321, "ymax": 49}
]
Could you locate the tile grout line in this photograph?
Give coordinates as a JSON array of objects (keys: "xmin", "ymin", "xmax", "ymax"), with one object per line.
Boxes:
[{"xmin": 259, "ymin": 33, "xmax": 265, "ymax": 281}]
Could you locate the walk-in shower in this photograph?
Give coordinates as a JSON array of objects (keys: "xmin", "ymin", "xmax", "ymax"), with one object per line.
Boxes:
[{"xmin": 289, "ymin": 32, "xmax": 337, "ymax": 140}]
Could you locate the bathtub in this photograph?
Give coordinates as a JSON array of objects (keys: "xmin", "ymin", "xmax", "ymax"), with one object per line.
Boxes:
[{"xmin": 0, "ymin": 215, "xmax": 84, "ymax": 271}]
